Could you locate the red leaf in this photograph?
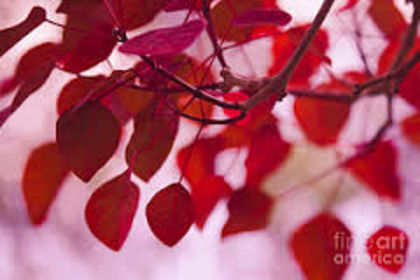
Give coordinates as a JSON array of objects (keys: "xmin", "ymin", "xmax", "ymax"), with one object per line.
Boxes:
[
  {"xmin": 398, "ymin": 63, "xmax": 420, "ymax": 110},
  {"xmin": 191, "ymin": 176, "xmax": 232, "ymax": 229},
  {"xmin": 290, "ymin": 213, "xmax": 352, "ymax": 280},
  {"xmin": 210, "ymin": 0, "xmax": 278, "ymax": 42},
  {"xmin": 346, "ymin": 141, "xmax": 401, "ymax": 200},
  {"xmin": 0, "ymin": 6, "xmax": 46, "ymax": 57},
  {"xmin": 119, "ymin": 20, "xmax": 205, "ymax": 56},
  {"xmin": 269, "ymin": 25, "xmax": 329, "ymax": 87},
  {"xmin": 222, "ymin": 187, "xmax": 273, "ymax": 237},
  {"xmin": 164, "ymin": 0, "xmax": 202, "ymax": 12},
  {"xmin": 245, "ymin": 123, "xmax": 291, "ymax": 187},
  {"xmin": 177, "ymin": 137, "xmax": 225, "ymax": 185},
  {"xmin": 368, "ymin": 0, "xmax": 407, "ymax": 40},
  {"xmin": 366, "ymin": 225, "xmax": 409, "ymax": 273},
  {"xmin": 401, "ymin": 113, "xmax": 420, "ymax": 145},
  {"xmin": 22, "ymin": 142, "xmax": 69, "ymax": 225},
  {"xmin": 126, "ymin": 99, "xmax": 179, "ymax": 182},
  {"xmin": 85, "ymin": 171, "xmax": 140, "ymax": 251},
  {"xmin": 338, "ymin": 0, "xmax": 359, "ymax": 12},
  {"xmin": 294, "ymin": 97, "xmax": 351, "ymax": 146},
  {"xmin": 56, "ymin": 101, "xmax": 121, "ymax": 182},
  {"xmin": 146, "ymin": 183, "xmax": 195, "ymax": 246},
  {"xmin": 233, "ymin": 8, "xmax": 292, "ymax": 27},
  {"xmin": 0, "ymin": 43, "xmax": 60, "ymax": 127},
  {"xmin": 56, "ymin": 1, "xmax": 117, "ymax": 73}
]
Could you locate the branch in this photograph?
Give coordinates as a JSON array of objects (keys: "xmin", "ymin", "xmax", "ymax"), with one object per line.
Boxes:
[{"xmin": 240, "ymin": 0, "xmax": 336, "ymax": 110}]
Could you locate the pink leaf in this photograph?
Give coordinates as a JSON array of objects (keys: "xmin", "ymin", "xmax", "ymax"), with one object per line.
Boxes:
[
  {"xmin": 119, "ymin": 20, "xmax": 205, "ymax": 56},
  {"xmin": 85, "ymin": 171, "xmax": 140, "ymax": 251},
  {"xmin": 233, "ymin": 8, "xmax": 292, "ymax": 27}
]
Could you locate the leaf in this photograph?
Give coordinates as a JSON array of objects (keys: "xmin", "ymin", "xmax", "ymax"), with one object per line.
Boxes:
[
  {"xmin": 290, "ymin": 213, "xmax": 352, "ymax": 280},
  {"xmin": 85, "ymin": 171, "xmax": 140, "ymax": 251},
  {"xmin": 398, "ymin": 63, "xmax": 420, "ymax": 110},
  {"xmin": 346, "ymin": 141, "xmax": 400, "ymax": 200},
  {"xmin": 191, "ymin": 176, "xmax": 232, "ymax": 229},
  {"xmin": 56, "ymin": 101, "xmax": 121, "ymax": 182},
  {"xmin": 368, "ymin": 0, "xmax": 407, "ymax": 40},
  {"xmin": 119, "ymin": 20, "xmax": 205, "ymax": 56},
  {"xmin": 126, "ymin": 99, "xmax": 179, "ymax": 182},
  {"xmin": 0, "ymin": 43, "xmax": 60, "ymax": 127},
  {"xmin": 164, "ymin": 0, "xmax": 202, "ymax": 12},
  {"xmin": 56, "ymin": 1, "xmax": 117, "ymax": 73},
  {"xmin": 269, "ymin": 25, "xmax": 329, "ymax": 88},
  {"xmin": 146, "ymin": 183, "xmax": 195, "ymax": 246},
  {"xmin": 366, "ymin": 225, "xmax": 409, "ymax": 273},
  {"xmin": 338, "ymin": 0, "xmax": 359, "ymax": 12},
  {"xmin": 294, "ymin": 97, "xmax": 351, "ymax": 146},
  {"xmin": 22, "ymin": 142, "xmax": 69, "ymax": 225},
  {"xmin": 0, "ymin": 6, "xmax": 46, "ymax": 57},
  {"xmin": 232, "ymin": 8, "xmax": 292, "ymax": 27},
  {"xmin": 401, "ymin": 113, "xmax": 420, "ymax": 145},
  {"xmin": 222, "ymin": 187, "xmax": 273, "ymax": 237},
  {"xmin": 210, "ymin": 0, "xmax": 278, "ymax": 42},
  {"xmin": 245, "ymin": 123, "xmax": 291, "ymax": 187}
]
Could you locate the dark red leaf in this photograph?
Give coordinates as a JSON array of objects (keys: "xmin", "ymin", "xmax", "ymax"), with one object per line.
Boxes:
[
  {"xmin": 346, "ymin": 141, "xmax": 401, "ymax": 200},
  {"xmin": 56, "ymin": 1, "xmax": 117, "ymax": 73},
  {"xmin": 366, "ymin": 225, "xmax": 409, "ymax": 273},
  {"xmin": 146, "ymin": 183, "xmax": 195, "ymax": 246},
  {"xmin": 269, "ymin": 25, "xmax": 329, "ymax": 88},
  {"xmin": 210, "ymin": 0, "xmax": 278, "ymax": 42},
  {"xmin": 56, "ymin": 101, "xmax": 121, "ymax": 182},
  {"xmin": 290, "ymin": 213, "xmax": 352, "ymax": 280},
  {"xmin": 191, "ymin": 176, "xmax": 232, "ymax": 229},
  {"xmin": 294, "ymin": 97, "xmax": 351, "ymax": 146},
  {"xmin": 401, "ymin": 113, "xmax": 420, "ymax": 145},
  {"xmin": 126, "ymin": 99, "xmax": 179, "ymax": 182},
  {"xmin": 233, "ymin": 8, "xmax": 291, "ymax": 27},
  {"xmin": 119, "ymin": 20, "xmax": 205, "ymax": 57},
  {"xmin": 368, "ymin": 0, "xmax": 407, "ymax": 40},
  {"xmin": 222, "ymin": 187, "xmax": 273, "ymax": 237},
  {"xmin": 398, "ymin": 63, "xmax": 420, "ymax": 110},
  {"xmin": 164, "ymin": 0, "xmax": 202, "ymax": 11},
  {"xmin": 22, "ymin": 142, "xmax": 69, "ymax": 225},
  {"xmin": 85, "ymin": 170, "xmax": 140, "ymax": 251},
  {"xmin": 245, "ymin": 123, "xmax": 291, "ymax": 187},
  {"xmin": 0, "ymin": 6, "xmax": 46, "ymax": 57}
]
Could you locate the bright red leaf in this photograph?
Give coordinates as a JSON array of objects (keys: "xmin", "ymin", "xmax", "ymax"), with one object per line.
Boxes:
[
  {"xmin": 290, "ymin": 213, "xmax": 352, "ymax": 280},
  {"xmin": 339, "ymin": 0, "xmax": 359, "ymax": 12},
  {"xmin": 126, "ymin": 99, "xmax": 179, "ymax": 182},
  {"xmin": 294, "ymin": 97, "xmax": 351, "ymax": 146},
  {"xmin": 346, "ymin": 141, "xmax": 401, "ymax": 200},
  {"xmin": 22, "ymin": 142, "xmax": 69, "ymax": 225},
  {"xmin": 366, "ymin": 225, "xmax": 409, "ymax": 273},
  {"xmin": 368, "ymin": 0, "xmax": 407, "ymax": 40},
  {"xmin": 398, "ymin": 63, "xmax": 420, "ymax": 110},
  {"xmin": 401, "ymin": 113, "xmax": 420, "ymax": 145},
  {"xmin": 85, "ymin": 170, "xmax": 140, "ymax": 251},
  {"xmin": 191, "ymin": 176, "xmax": 232, "ymax": 229},
  {"xmin": 233, "ymin": 8, "xmax": 292, "ymax": 27},
  {"xmin": 146, "ymin": 183, "xmax": 195, "ymax": 246},
  {"xmin": 0, "ymin": 6, "xmax": 46, "ymax": 57},
  {"xmin": 56, "ymin": 101, "xmax": 121, "ymax": 182},
  {"xmin": 222, "ymin": 187, "xmax": 273, "ymax": 237},
  {"xmin": 119, "ymin": 20, "xmax": 205, "ymax": 57}
]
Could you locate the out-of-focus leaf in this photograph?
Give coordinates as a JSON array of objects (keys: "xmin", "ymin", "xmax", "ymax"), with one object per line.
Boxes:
[
  {"xmin": 339, "ymin": 0, "xmax": 359, "ymax": 12},
  {"xmin": 401, "ymin": 113, "xmax": 420, "ymax": 144},
  {"xmin": 0, "ymin": 6, "xmax": 46, "ymax": 57},
  {"xmin": 290, "ymin": 213, "xmax": 352, "ymax": 280},
  {"xmin": 366, "ymin": 225, "xmax": 409, "ymax": 273},
  {"xmin": 368, "ymin": 0, "xmax": 407, "ymax": 40},
  {"xmin": 56, "ymin": 101, "xmax": 121, "ymax": 182},
  {"xmin": 222, "ymin": 187, "xmax": 273, "ymax": 237},
  {"xmin": 232, "ymin": 8, "xmax": 291, "ymax": 27},
  {"xmin": 164, "ymin": 0, "xmax": 202, "ymax": 11},
  {"xmin": 22, "ymin": 142, "xmax": 69, "ymax": 225},
  {"xmin": 346, "ymin": 141, "xmax": 400, "ymax": 200},
  {"xmin": 146, "ymin": 183, "xmax": 195, "ymax": 246},
  {"xmin": 119, "ymin": 20, "xmax": 205, "ymax": 56},
  {"xmin": 85, "ymin": 170, "xmax": 140, "ymax": 251}
]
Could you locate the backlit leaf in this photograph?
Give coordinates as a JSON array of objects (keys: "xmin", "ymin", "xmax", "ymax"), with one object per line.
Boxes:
[
  {"xmin": 85, "ymin": 170, "xmax": 140, "ymax": 251},
  {"xmin": 401, "ymin": 113, "xmax": 420, "ymax": 145},
  {"xmin": 146, "ymin": 183, "xmax": 195, "ymax": 246},
  {"xmin": 56, "ymin": 101, "xmax": 121, "ymax": 182},
  {"xmin": 291, "ymin": 213, "xmax": 352, "ymax": 280},
  {"xmin": 22, "ymin": 142, "xmax": 69, "ymax": 225},
  {"xmin": 233, "ymin": 8, "xmax": 291, "ymax": 27},
  {"xmin": 368, "ymin": 0, "xmax": 407, "ymax": 40}
]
